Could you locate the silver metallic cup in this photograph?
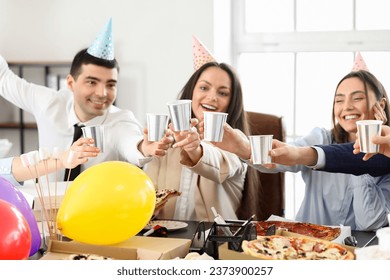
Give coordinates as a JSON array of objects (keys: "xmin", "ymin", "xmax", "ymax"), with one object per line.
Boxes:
[
  {"xmin": 81, "ymin": 125, "xmax": 105, "ymax": 152},
  {"xmin": 203, "ymin": 112, "xmax": 228, "ymax": 142},
  {"xmin": 147, "ymin": 113, "xmax": 169, "ymax": 142},
  {"xmin": 167, "ymin": 100, "xmax": 192, "ymax": 131},
  {"xmin": 249, "ymin": 135, "xmax": 273, "ymax": 164},
  {"xmin": 356, "ymin": 120, "xmax": 382, "ymax": 153}
]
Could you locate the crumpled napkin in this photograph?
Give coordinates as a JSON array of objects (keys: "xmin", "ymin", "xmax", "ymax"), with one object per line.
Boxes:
[{"xmin": 174, "ymin": 252, "xmax": 214, "ymax": 260}]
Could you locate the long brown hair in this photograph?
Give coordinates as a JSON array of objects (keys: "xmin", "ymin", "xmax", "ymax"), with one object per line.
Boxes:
[{"xmin": 332, "ymin": 70, "xmax": 390, "ymax": 143}]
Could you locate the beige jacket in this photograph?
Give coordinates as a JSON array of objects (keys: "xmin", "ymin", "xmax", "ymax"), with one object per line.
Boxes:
[{"xmin": 144, "ymin": 142, "xmax": 247, "ymax": 221}]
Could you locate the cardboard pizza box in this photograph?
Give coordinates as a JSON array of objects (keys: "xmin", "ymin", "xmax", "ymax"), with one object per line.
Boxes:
[
  {"xmin": 40, "ymin": 236, "xmax": 192, "ymax": 260},
  {"xmin": 218, "ymin": 243, "xmax": 259, "ymax": 260},
  {"xmin": 40, "ymin": 239, "xmax": 137, "ymax": 260}
]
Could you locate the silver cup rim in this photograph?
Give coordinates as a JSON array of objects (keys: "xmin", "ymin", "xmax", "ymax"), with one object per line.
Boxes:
[
  {"xmin": 203, "ymin": 112, "xmax": 228, "ymax": 116},
  {"xmin": 147, "ymin": 113, "xmax": 170, "ymax": 117},
  {"xmin": 166, "ymin": 99, "xmax": 192, "ymax": 106},
  {"xmin": 249, "ymin": 135, "xmax": 273, "ymax": 138},
  {"xmin": 356, "ymin": 120, "xmax": 382, "ymax": 125}
]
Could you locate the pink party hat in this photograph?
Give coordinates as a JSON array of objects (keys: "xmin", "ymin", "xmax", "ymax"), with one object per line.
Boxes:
[
  {"xmin": 351, "ymin": 52, "xmax": 369, "ymax": 72},
  {"xmin": 192, "ymin": 35, "xmax": 216, "ymax": 71},
  {"xmin": 87, "ymin": 18, "xmax": 114, "ymax": 60}
]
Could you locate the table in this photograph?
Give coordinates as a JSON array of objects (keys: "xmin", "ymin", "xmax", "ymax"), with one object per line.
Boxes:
[
  {"xmin": 31, "ymin": 220, "xmax": 378, "ymax": 259},
  {"xmin": 140, "ymin": 220, "xmax": 379, "ymax": 247}
]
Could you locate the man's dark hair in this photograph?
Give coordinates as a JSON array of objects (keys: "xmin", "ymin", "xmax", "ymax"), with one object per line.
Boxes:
[{"xmin": 69, "ymin": 48, "xmax": 120, "ymax": 80}]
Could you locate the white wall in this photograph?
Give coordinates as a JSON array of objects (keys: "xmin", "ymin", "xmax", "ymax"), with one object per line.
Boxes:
[{"xmin": 0, "ymin": 0, "xmax": 214, "ymax": 156}]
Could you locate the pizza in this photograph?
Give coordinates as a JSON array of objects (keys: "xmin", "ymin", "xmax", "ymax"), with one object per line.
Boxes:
[
  {"xmin": 255, "ymin": 220, "xmax": 341, "ymax": 241},
  {"xmin": 67, "ymin": 253, "xmax": 112, "ymax": 260},
  {"xmin": 242, "ymin": 235, "xmax": 354, "ymax": 260},
  {"xmin": 155, "ymin": 189, "xmax": 181, "ymax": 210}
]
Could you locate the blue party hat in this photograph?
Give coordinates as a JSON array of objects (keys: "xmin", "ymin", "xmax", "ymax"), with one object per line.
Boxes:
[{"xmin": 87, "ymin": 18, "xmax": 114, "ymax": 60}]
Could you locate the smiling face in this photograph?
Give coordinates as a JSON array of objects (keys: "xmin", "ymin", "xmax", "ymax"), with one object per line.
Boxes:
[
  {"xmin": 191, "ymin": 66, "xmax": 232, "ymax": 121},
  {"xmin": 333, "ymin": 77, "xmax": 377, "ymax": 141},
  {"xmin": 67, "ymin": 64, "xmax": 118, "ymax": 122}
]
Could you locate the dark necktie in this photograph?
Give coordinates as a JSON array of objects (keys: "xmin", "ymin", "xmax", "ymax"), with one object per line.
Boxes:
[{"xmin": 64, "ymin": 124, "xmax": 84, "ymax": 181}]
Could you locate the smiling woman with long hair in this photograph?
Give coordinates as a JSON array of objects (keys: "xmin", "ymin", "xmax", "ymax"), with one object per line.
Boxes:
[{"xmin": 142, "ymin": 61, "xmax": 260, "ymax": 221}]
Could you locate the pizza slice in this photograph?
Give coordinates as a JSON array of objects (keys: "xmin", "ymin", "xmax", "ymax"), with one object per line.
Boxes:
[
  {"xmin": 242, "ymin": 235, "xmax": 354, "ymax": 260},
  {"xmin": 255, "ymin": 220, "xmax": 341, "ymax": 241},
  {"xmin": 67, "ymin": 253, "xmax": 113, "ymax": 260},
  {"xmin": 155, "ymin": 189, "xmax": 181, "ymax": 210}
]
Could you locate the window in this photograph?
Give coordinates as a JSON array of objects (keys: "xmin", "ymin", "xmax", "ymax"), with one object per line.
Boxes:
[{"xmin": 215, "ymin": 0, "xmax": 390, "ymax": 219}]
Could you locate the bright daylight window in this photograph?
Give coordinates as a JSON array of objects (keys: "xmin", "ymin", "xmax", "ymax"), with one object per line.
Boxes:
[{"xmin": 216, "ymin": 0, "xmax": 390, "ymax": 219}]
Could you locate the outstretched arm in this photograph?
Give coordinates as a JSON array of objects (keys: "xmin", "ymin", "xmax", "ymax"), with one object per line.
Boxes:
[
  {"xmin": 268, "ymin": 139, "xmax": 318, "ymax": 166},
  {"xmin": 11, "ymin": 138, "xmax": 99, "ymax": 181},
  {"xmin": 318, "ymin": 143, "xmax": 390, "ymax": 176},
  {"xmin": 266, "ymin": 139, "xmax": 390, "ymax": 176},
  {"xmin": 199, "ymin": 122, "xmax": 251, "ymax": 160}
]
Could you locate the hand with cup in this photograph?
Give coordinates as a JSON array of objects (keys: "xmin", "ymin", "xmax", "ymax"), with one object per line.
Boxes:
[
  {"xmin": 167, "ymin": 100, "xmax": 192, "ymax": 131},
  {"xmin": 356, "ymin": 120, "xmax": 382, "ymax": 154},
  {"xmin": 203, "ymin": 122, "xmax": 252, "ymax": 160},
  {"xmin": 81, "ymin": 125, "xmax": 105, "ymax": 153},
  {"xmin": 147, "ymin": 114, "xmax": 169, "ymax": 142},
  {"xmin": 171, "ymin": 118, "xmax": 202, "ymax": 162},
  {"xmin": 354, "ymin": 125, "xmax": 390, "ymax": 160},
  {"xmin": 249, "ymin": 135, "xmax": 273, "ymax": 165},
  {"xmin": 138, "ymin": 114, "xmax": 174, "ymax": 158},
  {"xmin": 203, "ymin": 112, "xmax": 228, "ymax": 142},
  {"xmin": 61, "ymin": 137, "xmax": 100, "ymax": 169}
]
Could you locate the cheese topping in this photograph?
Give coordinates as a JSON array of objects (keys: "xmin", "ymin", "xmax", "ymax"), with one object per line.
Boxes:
[{"xmin": 245, "ymin": 236, "xmax": 349, "ymax": 260}]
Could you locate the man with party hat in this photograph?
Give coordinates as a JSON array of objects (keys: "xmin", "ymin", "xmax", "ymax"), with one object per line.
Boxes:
[{"xmin": 0, "ymin": 18, "xmax": 165, "ymax": 183}]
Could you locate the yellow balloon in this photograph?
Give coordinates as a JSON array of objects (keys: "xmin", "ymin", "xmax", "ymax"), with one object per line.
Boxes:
[{"xmin": 57, "ymin": 161, "xmax": 156, "ymax": 245}]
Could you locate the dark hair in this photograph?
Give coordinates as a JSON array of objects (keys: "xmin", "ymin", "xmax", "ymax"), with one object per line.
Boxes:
[
  {"xmin": 332, "ymin": 70, "xmax": 390, "ymax": 143},
  {"xmin": 178, "ymin": 61, "xmax": 261, "ymax": 219},
  {"xmin": 178, "ymin": 62, "xmax": 249, "ymax": 134},
  {"xmin": 69, "ymin": 48, "xmax": 120, "ymax": 80}
]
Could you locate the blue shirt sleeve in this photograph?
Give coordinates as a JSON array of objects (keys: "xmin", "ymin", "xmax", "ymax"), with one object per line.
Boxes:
[{"xmin": 0, "ymin": 157, "xmax": 22, "ymax": 186}]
